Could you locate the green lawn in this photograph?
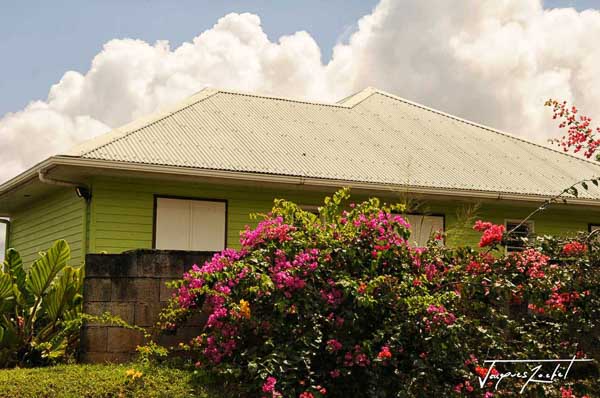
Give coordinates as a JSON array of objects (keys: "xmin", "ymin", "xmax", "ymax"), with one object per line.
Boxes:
[{"xmin": 0, "ymin": 363, "xmax": 211, "ymax": 398}]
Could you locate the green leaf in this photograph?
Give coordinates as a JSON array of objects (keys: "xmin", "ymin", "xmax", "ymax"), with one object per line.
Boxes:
[
  {"xmin": 3, "ymin": 249, "xmax": 32, "ymax": 305},
  {"xmin": 25, "ymin": 240, "xmax": 71, "ymax": 297},
  {"xmin": 569, "ymin": 187, "xmax": 579, "ymax": 197},
  {"xmin": 3, "ymin": 249, "xmax": 24, "ymax": 288},
  {"xmin": 0, "ymin": 273, "xmax": 13, "ymax": 300},
  {"xmin": 42, "ymin": 267, "xmax": 82, "ymax": 322}
]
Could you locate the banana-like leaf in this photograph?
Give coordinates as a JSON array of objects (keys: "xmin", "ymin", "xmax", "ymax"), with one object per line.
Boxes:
[
  {"xmin": 3, "ymin": 249, "xmax": 25, "ymax": 289},
  {"xmin": 42, "ymin": 267, "xmax": 82, "ymax": 322},
  {"xmin": 0, "ymin": 274, "xmax": 13, "ymax": 301},
  {"xmin": 25, "ymin": 240, "xmax": 70, "ymax": 297}
]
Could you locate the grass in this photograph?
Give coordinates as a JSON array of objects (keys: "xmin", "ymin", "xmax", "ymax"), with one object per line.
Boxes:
[{"xmin": 0, "ymin": 363, "xmax": 212, "ymax": 398}]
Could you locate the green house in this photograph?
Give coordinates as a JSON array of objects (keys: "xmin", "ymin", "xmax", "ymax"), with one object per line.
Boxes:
[{"xmin": 1, "ymin": 87, "xmax": 600, "ymax": 265}]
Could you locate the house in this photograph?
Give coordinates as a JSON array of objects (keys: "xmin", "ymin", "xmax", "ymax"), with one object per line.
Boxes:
[{"xmin": 1, "ymin": 87, "xmax": 600, "ymax": 265}]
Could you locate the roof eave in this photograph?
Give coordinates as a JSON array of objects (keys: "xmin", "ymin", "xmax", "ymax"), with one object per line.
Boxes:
[
  {"xmin": 3, "ymin": 156, "xmax": 598, "ymax": 207},
  {"xmin": 0, "ymin": 157, "xmax": 58, "ymax": 198}
]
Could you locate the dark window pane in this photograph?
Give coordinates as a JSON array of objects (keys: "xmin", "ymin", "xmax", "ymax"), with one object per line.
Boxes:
[{"xmin": 505, "ymin": 222, "xmax": 531, "ymax": 252}]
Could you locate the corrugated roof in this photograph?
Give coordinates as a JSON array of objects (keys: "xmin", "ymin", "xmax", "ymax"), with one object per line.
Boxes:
[{"xmin": 65, "ymin": 87, "xmax": 600, "ymax": 200}]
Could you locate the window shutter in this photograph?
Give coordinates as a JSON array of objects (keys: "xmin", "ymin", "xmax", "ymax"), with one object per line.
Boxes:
[{"xmin": 155, "ymin": 198, "xmax": 225, "ymax": 251}]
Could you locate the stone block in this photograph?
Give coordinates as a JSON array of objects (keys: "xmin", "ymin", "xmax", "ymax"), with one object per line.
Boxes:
[
  {"xmin": 134, "ymin": 302, "xmax": 162, "ymax": 327},
  {"xmin": 83, "ymin": 302, "xmax": 110, "ymax": 325},
  {"xmin": 110, "ymin": 302, "xmax": 135, "ymax": 324},
  {"xmin": 85, "ymin": 253, "xmax": 137, "ymax": 277},
  {"xmin": 81, "ymin": 326, "xmax": 107, "ymax": 353},
  {"xmin": 188, "ymin": 310, "xmax": 208, "ymax": 327},
  {"xmin": 84, "ymin": 278, "xmax": 112, "ymax": 302},
  {"xmin": 111, "ymin": 278, "xmax": 137, "ymax": 302},
  {"xmin": 157, "ymin": 326, "xmax": 201, "ymax": 349},
  {"xmin": 159, "ymin": 278, "xmax": 177, "ymax": 302},
  {"xmin": 111, "ymin": 278, "xmax": 159, "ymax": 302},
  {"xmin": 107, "ymin": 327, "xmax": 145, "ymax": 353},
  {"xmin": 136, "ymin": 278, "xmax": 161, "ymax": 303}
]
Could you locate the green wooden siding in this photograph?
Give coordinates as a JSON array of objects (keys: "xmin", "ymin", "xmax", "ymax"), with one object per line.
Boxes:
[
  {"xmin": 8, "ymin": 175, "xmax": 600, "ymax": 261},
  {"xmin": 9, "ymin": 188, "xmax": 86, "ymax": 265},
  {"xmin": 88, "ymin": 176, "xmax": 333, "ymax": 253},
  {"xmin": 88, "ymin": 176, "xmax": 600, "ymax": 253}
]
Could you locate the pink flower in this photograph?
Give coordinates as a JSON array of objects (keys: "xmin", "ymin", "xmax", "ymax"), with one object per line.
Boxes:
[
  {"xmin": 241, "ymin": 216, "xmax": 296, "ymax": 248},
  {"xmin": 426, "ymin": 304, "xmax": 457, "ymax": 326},
  {"xmin": 562, "ymin": 241, "xmax": 587, "ymax": 257},
  {"xmin": 262, "ymin": 377, "xmax": 277, "ymax": 393},
  {"xmin": 326, "ymin": 339, "xmax": 343, "ymax": 352},
  {"xmin": 560, "ymin": 386, "xmax": 574, "ymax": 398},
  {"xmin": 473, "ymin": 220, "xmax": 505, "ymax": 248},
  {"xmin": 377, "ymin": 346, "xmax": 392, "ymax": 360}
]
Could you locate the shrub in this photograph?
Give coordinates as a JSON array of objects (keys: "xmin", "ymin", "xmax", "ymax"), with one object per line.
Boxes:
[
  {"xmin": 0, "ymin": 363, "xmax": 211, "ymax": 397},
  {"xmin": 0, "ymin": 240, "xmax": 83, "ymax": 367},
  {"xmin": 160, "ymin": 190, "xmax": 599, "ymax": 397}
]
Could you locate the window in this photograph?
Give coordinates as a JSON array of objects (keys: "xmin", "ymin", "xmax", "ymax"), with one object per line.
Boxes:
[
  {"xmin": 299, "ymin": 204, "xmax": 320, "ymax": 216},
  {"xmin": 0, "ymin": 220, "xmax": 7, "ymax": 263},
  {"xmin": 403, "ymin": 214, "xmax": 444, "ymax": 247},
  {"xmin": 154, "ymin": 197, "xmax": 226, "ymax": 251},
  {"xmin": 504, "ymin": 220, "xmax": 534, "ymax": 253}
]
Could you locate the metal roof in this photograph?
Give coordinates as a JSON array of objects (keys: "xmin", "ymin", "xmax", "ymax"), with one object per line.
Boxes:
[{"xmin": 62, "ymin": 86, "xmax": 600, "ymax": 200}]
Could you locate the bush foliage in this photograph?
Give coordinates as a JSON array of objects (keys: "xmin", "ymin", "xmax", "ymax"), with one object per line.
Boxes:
[
  {"xmin": 0, "ymin": 363, "xmax": 210, "ymax": 398},
  {"xmin": 0, "ymin": 240, "xmax": 83, "ymax": 367},
  {"xmin": 161, "ymin": 189, "xmax": 599, "ymax": 397}
]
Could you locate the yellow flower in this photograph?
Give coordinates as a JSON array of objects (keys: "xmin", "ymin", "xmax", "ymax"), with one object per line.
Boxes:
[
  {"xmin": 239, "ymin": 299, "xmax": 251, "ymax": 319},
  {"xmin": 125, "ymin": 368, "xmax": 143, "ymax": 380}
]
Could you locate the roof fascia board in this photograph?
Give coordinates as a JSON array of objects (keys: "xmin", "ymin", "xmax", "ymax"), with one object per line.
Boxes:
[
  {"xmin": 12, "ymin": 156, "xmax": 599, "ymax": 207},
  {"xmin": 0, "ymin": 157, "xmax": 55, "ymax": 197}
]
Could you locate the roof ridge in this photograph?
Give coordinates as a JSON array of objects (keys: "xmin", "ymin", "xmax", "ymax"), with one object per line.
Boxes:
[
  {"xmin": 369, "ymin": 88, "xmax": 600, "ymax": 169},
  {"xmin": 66, "ymin": 87, "xmax": 374, "ymax": 158},
  {"xmin": 212, "ymin": 87, "xmax": 353, "ymax": 108},
  {"xmin": 66, "ymin": 87, "xmax": 220, "ymax": 157}
]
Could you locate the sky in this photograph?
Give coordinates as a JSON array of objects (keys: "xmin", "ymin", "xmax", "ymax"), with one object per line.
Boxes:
[
  {"xmin": 2, "ymin": 0, "xmax": 600, "ymax": 256},
  {"xmin": 0, "ymin": 0, "xmax": 378, "ymax": 117},
  {"xmin": 1, "ymin": 0, "xmax": 598, "ymax": 118}
]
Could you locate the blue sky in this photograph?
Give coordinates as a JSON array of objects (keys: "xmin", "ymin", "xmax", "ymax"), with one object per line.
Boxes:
[
  {"xmin": 0, "ymin": 0, "xmax": 377, "ymax": 117},
  {"xmin": 2, "ymin": 0, "xmax": 599, "ymax": 118}
]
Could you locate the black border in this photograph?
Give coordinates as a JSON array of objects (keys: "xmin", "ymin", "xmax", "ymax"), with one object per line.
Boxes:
[{"xmin": 152, "ymin": 195, "xmax": 228, "ymax": 250}]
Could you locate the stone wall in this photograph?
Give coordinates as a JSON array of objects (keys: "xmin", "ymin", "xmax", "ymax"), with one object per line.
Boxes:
[{"xmin": 80, "ymin": 249, "xmax": 214, "ymax": 363}]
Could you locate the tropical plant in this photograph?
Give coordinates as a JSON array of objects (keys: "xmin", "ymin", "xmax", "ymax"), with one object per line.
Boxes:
[
  {"xmin": 0, "ymin": 240, "xmax": 83, "ymax": 367},
  {"xmin": 159, "ymin": 190, "xmax": 599, "ymax": 397},
  {"xmin": 546, "ymin": 99, "xmax": 600, "ymax": 160}
]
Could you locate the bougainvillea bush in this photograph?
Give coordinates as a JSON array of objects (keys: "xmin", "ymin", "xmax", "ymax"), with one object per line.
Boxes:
[{"xmin": 159, "ymin": 190, "xmax": 599, "ymax": 397}]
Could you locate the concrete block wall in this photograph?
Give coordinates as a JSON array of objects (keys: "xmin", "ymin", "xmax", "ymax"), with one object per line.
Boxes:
[{"xmin": 80, "ymin": 249, "xmax": 214, "ymax": 363}]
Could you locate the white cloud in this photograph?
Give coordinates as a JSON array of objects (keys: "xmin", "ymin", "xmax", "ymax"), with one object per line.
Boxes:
[{"xmin": 2, "ymin": 1, "xmax": 600, "ymax": 184}]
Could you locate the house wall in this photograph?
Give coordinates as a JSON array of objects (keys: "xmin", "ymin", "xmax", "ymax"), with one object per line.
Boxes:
[
  {"xmin": 8, "ymin": 188, "xmax": 86, "ymax": 265},
  {"xmin": 88, "ymin": 176, "xmax": 600, "ymax": 253}
]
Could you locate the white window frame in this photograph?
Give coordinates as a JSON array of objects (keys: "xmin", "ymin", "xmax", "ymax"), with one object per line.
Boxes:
[
  {"xmin": 400, "ymin": 213, "xmax": 445, "ymax": 247},
  {"xmin": 0, "ymin": 219, "xmax": 8, "ymax": 263},
  {"xmin": 153, "ymin": 196, "xmax": 227, "ymax": 252},
  {"xmin": 504, "ymin": 219, "xmax": 534, "ymax": 253}
]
